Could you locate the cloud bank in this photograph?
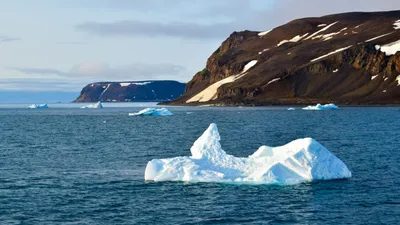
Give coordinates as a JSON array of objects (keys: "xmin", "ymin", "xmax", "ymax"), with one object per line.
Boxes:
[{"xmin": 9, "ymin": 62, "xmax": 187, "ymax": 81}]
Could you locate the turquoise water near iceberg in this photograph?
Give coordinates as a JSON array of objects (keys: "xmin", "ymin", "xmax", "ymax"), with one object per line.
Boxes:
[{"xmin": 0, "ymin": 105, "xmax": 399, "ymax": 224}]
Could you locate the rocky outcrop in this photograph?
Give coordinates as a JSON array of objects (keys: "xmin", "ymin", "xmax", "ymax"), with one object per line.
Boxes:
[
  {"xmin": 168, "ymin": 11, "xmax": 400, "ymax": 106},
  {"xmin": 74, "ymin": 80, "xmax": 185, "ymax": 102}
]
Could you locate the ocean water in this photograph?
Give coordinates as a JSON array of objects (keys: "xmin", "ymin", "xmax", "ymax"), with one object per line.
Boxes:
[{"xmin": 1, "ymin": 104, "xmax": 399, "ymax": 224}]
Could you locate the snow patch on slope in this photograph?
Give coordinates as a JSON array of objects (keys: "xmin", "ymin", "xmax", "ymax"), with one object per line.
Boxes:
[
  {"xmin": 311, "ymin": 46, "xmax": 352, "ymax": 62},
  {"xmin": 366, "ymin": 33, "xmax": 393, "ymax": 42},
  {"xmin": 318, "ymin": 24, "xmax": 327, "ymax": 27},
  {"xmin": 305, "ymin": 21, "xmax": 339, "ymax": 40},
  {"xmin": 187, "ymin": 61, "xmax": 258, "ymax": 103},
  {"xmin": 355, "ymin": 24, "xmax": 363, "ymax": 29},
  {"xmin": 277, "ymin": 33, "xmax": 308, "ymax": 47},
  {"xmin": 242, "ymin": 60, "xmax": 258, "ymax": 73},
  {"xmin": 258, "ymin": 30, "xmax": 272, "ymax": 36},
  {"xmin": 144, "ymin": 123, "xmax": 351, "ymax": 184},
  {"xmin": 267, "ymin": 78, "xmax": 281, "ymax": 85},
  {"xmin": 258, "ymin": 48, "xmax": 269, "ymax": 54},
  {"xmin": 132, "ymin": 82, "xmax": 152, "ymax": 86},
  {"xmin": 396, "ymin": 75, "xmax": 400, "ymax": 86},
  {"xmin": 100, "ymin": 84, "xmax": 110, "ymax": 97},
  {"xmin": 371, "ymin": 75, "xmax": 379, "ymax": 80},
  {"xmin": 375, "ymin": 39, "xmax": 400, "ymax": 56},
  {"xmin": 394, "ymin": 20, "xmax": 400, "ymax": 30},
  {"xmin": 311, "ymin": 27, "xmax": 347, "ymax": 41}
]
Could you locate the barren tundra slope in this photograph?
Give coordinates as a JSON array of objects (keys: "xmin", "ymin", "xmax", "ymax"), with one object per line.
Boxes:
[{"xmin": 168, "ymin": 11, "xmax": 400, "ymax": 106}]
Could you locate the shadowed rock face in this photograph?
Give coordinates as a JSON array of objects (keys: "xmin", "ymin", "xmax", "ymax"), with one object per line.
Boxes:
[
  {"xmin": 74, "ymin": 80, "xmax": 185, "ymax": 102},
  {"xmin": 168, "ymin": 10, "xmax": 400, "ymax": 106}
]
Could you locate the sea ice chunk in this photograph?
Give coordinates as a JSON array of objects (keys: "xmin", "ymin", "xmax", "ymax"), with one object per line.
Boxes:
[
  {"xmin": 81, "ymin": 101, "xmax": 103, "ymax": 109},
  {"xmin": 28, "ymin": 104, "xmax": 48, "ymax": 109},
  {"xmin": 302, "ymin": 103, "xmax": 339, "ymax": 110},
  {"xmin": 129, "ymin": 108, "xmax": 173, "ymax": 116},
  {"xmin": 287, "ymin": 108, "xmax": 296, "ymax": 110},
  {"xmin": 144, "ymin": 123, "xmax": 351, "ymax": 184}
]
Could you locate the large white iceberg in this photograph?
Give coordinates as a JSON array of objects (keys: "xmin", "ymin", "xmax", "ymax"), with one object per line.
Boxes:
[
  {"xmin": 81, "ymin": 101, "xmax": 103, "ymax": 109},
  {"xmin": 129, "ymin": 108, "xmax": 173, "ymax": 116},
  {"xmin": 28, "ymin": 104, "xmax": 48, "ymax": 109},
  {"xmin": 144, "ymin": 123, "xmax": 351, "ymax": 184},
  {"xmin": 302, "ymin": 103, "xmax": 339, "ymax": 110}
]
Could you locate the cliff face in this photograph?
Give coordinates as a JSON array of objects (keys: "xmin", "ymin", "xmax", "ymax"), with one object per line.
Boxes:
[
  {"xmin": 74, "ymin": 80, "xmax": 185, "ymax": 102},
  {"xmin": 170, "ymin": 11, "xmax": 400, "ymax": 106}
]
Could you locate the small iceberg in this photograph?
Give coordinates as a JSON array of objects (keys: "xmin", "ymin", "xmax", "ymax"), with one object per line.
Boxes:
[
  {"xmin": 302, "ymin": 103, "xmax": 339, "ymax": 110},
  {"xmin": 145, "ymin": 123, "xmax": 351, "ymax": 184},
  {"xmin": 28, "ymin": 104, "xmax": 48, "ymax": 109},
  {"xmin": 129, "ymin": 108, "xmax": 173, "ymax": 116},
  {"xmin": 81, "ymin": 101, "xmax": 103, "ymax": 109},
  {"xmin": 287, "ymin": 107, "xmax": 295, "ymax": 110}
]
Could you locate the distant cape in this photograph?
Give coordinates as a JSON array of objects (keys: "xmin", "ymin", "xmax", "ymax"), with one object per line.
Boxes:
[{"xmin": 74, "ymin": 80, "xmax": 185, "ymax": 102}]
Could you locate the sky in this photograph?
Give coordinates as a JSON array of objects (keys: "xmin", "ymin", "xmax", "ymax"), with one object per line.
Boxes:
[{"xmin": 0, "ymin": 0, "xmax": 399, "ymax": 97}]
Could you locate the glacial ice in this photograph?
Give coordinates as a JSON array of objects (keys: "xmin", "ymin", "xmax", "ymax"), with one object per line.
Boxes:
[
  {"xmin": 28, "ymin": 104, "xmax": 48, "ymax": 109},
  {"xmin": 302, "ymin": 103, "xmax": 339, "ymax": 110},
  {"xmin": 81, "ymin": 101, "xmax": 103, "ymax": 109},
  {"xmin": 287, "ymin": 108, "xmax": 296, "ymax": 110},
  {"xmin": 144, "ymin": 123, "xmax": 351, "ymax": 184},
  {"xmin": 129, "ymin": 108, "xmax": 173, "ymax": 116}
]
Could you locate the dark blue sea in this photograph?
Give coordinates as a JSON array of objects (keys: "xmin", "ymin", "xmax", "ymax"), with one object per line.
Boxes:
[{"xmin": 1, "ymin": 103, "xmax": 399, "ymax": 224}]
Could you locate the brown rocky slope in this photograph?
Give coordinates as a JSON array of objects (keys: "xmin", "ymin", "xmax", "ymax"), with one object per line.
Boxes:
[{"xmin": 166, "ymin": 10, "xmax": 400, "ymax": 106}]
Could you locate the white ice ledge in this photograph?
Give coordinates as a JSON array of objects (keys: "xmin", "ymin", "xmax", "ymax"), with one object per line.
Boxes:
[
  {"xmin": 302, "ymin": 103, "xmax": 339, "ymax": 110},
  {"xmin": 81, "ymin": 101, "xmax": 103, "ymax": 109},
  {"xmin": 129, "ymin": 108, "xmax": 173, "ymax": 116},
  {"xmin": 28, "ymin": 104, "xmax": 48, "ymax": 109},
  {"xmin": 145, "ymin": 123, "xmax": 351, "ymax": 184}
]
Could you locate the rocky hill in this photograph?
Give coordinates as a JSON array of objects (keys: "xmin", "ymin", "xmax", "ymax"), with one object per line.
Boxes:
[
  {"xmin": 167, "ymin": 10, "xmax": 400, "ymax": 106},
  {"xmin": 74, "ymin": 80, "xmax": 185, "ymax": 102}
]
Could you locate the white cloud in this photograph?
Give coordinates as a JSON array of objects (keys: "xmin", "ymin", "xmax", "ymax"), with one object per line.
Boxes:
[{"xmin": 9, "ymin": 62, "xmax": 187, "ymax": 80}]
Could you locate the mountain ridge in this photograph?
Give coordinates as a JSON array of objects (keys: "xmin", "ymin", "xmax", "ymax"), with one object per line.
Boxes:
[{"xmin": 165, "ymin": 10, "xmax": 400, "ymax": 106}]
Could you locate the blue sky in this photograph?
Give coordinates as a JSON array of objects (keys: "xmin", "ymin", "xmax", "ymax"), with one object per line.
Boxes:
[{"xmin": 0, "ymin": 0, "xmax": 399, "ymax": 94}]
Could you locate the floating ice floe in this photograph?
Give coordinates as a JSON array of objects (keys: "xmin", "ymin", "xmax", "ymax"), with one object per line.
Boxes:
[
  {"xmin": 287, "ymin": 108, "xmax": 296, "ymax": 111},
  {"xmin": 302, "ymin": 103, "xmax": 339, "ymax": 110},
  {"xmin": 144, "ymin": 123, "xmax": 351, "ymax": 184},
  {"xmin": 81, "ymin": 101, "xmax": 103, "ymax": 109},
  {"xmin": 129, "ymin": 108, "xmax": 173, "ymax": 116},
  {"xmin": 28, "ymin": 104, "xmax": 48, "ymax": 109}
]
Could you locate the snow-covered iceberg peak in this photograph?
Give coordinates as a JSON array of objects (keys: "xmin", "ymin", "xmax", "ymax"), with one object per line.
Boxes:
[
  {"xmin": 81, "ymin": 101, "xmax": 103, "ymax": 109},
  {"xmin": 144, "ymin": 123, "xmax": 351, "ymax": 184},
  {"xmin": 302, "ymin": 103, "xmax": 339, "ymax": 110},
  {"xmin": 129, "ymin": 108, "xmax": 173, "ymax": 116},
  {"xmin": 28, "ymin": 104, "xmax": 48, "ymax": 109},
  {"xmin": 190, "ymin": 123, "xmax": 227, "ymax": 160}
]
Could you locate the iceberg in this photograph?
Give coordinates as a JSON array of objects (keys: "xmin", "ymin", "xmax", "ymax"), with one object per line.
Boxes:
[
  {"xmin": 145, "ymin": 123, "xmax": 351, "ymax": 184},
  {"xmin": 28, "ymin": 104, "xmax": 48, "ymax": 109},
  {"xmin": 302, "ymin": 103, "xmax": 339, "ymax": 110},
  {"xmin": 129, "ymin": 108, "xmax": 173, "ymax": 116},
  {"xmin": 287, "ymin": 108, "xmax": 296, "ymax": 110},
  {"xmin": 81, "ymin": 101, "xmax": 103, "ymax": 109}
]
